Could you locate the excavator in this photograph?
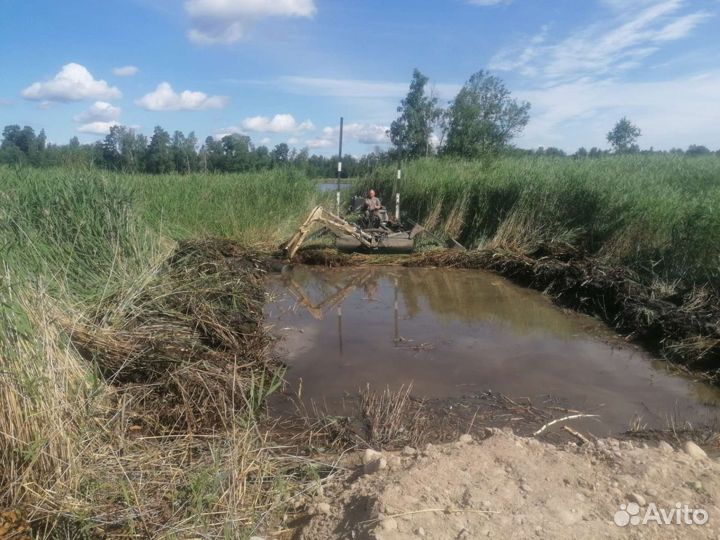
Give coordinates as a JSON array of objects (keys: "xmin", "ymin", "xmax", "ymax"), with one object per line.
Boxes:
[{"xmin": 282, "ymin": 194, "xmax": 420, "ymax": 259}]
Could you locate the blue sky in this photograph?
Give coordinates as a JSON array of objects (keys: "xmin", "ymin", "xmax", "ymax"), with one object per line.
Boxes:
[{"xmin": 0, "ymin": 0, "xmax": 718, "ymax": 154}]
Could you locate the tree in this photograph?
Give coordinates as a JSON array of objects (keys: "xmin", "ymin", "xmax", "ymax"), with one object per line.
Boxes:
[
  {"xmin": 171, "ymin": 130, "xmax": 199, "ymax": 173},
  {"xmin": 220, "ymin": 134, "xmax": 253, "ymax": 171},
  {"xmin": 202, "ymin": 136, "xmax": 224, "ymax": 171},
  {"xmin": 144, "ymin": 126, "xmax": 173, "ymax": 173},
  {"xmin": 101, "ymin": 126, "xmax": 123, "ymax": 169},
  {"xmin": 99, "ymin": 125, "xmax": 145, "ymax": 171},
  {"xmin": 254, "ymin": 145, "xmax": 272, "ymax": 170},
  {"xmin": 606, "ymin": 117, "xmax": 641, "ymax": 154},
  {"xmin": 271, "ymin": 143, "xmax": 290, "ymax": 164},
  {"xmin": 444, "ymin": 70, "xmax": 530, "ymax": 158},
  {"xmin": 121, "ymin": 129, "xmax": 147, "ymax": 172},
  {"xmin": 686, "ymin": 144, "xmax": 710, "ymax": 157},
  {"xmin": 389, "ymin": 69, "xmax": 440, "ymax": 157},
  {"xmin": 543, "ymin": 146, "xmax": 566, "ymax": 157}
]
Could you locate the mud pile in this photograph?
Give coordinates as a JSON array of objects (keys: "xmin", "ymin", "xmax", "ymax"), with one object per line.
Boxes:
[{"xmin": 300, "ymin": 429, "xmax": 720, "ymax": 539}]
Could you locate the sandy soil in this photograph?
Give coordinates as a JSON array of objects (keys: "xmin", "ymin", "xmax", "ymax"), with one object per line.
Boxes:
[{"xmin": 297, "ymin": 429, "xmax": 720, "ymax": 539}]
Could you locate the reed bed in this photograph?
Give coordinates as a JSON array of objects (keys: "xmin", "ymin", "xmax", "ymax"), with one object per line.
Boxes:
[{"xmin": 358, "ymin": 155, "xmax": 720, "ymax": 290}]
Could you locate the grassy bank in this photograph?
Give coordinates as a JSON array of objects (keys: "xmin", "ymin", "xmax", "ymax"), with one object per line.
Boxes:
[
  {"xmin": 359, "ymin": 156, "xmax": 720, "ymax": 290},
  {"xmin": 0, "ymin": 165, "xmax": 318, "ymax": 537}
]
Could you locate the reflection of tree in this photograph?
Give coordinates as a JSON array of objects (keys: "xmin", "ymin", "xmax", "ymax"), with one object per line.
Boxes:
[{"xmin": 396, "ymin": 268, "xmax": 580, "ymax": 338}]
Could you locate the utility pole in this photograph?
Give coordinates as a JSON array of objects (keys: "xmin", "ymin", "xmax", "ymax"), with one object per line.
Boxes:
[
  {"xmin": 336, "ymin": 117, "xmax": 344, "ymax": 215},
  {"xmin": 395, "ymin": 156, "xmax": 402, "ymax": 221}
]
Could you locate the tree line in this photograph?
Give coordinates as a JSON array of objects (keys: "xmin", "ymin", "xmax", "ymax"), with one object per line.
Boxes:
[
  {"xmin": 0, "ymin": 123, "xmax": 391, "ymax": 177},
  {"xmin": 2, "ymin": 69, "xmax": 719, "ymax": 175}
]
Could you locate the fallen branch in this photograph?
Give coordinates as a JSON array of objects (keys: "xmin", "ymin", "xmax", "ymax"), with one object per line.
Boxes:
[
  {"xmin": 563, "ymin": 425, "xmax": 591, "ymax": 445},
  {"xmin": 534, "ymin": 414, "xmax": 600, "ymax": 436}
]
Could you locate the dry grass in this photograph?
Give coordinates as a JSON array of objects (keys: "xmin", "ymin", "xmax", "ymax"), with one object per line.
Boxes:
[
  {"xmin": 360, "ymin": 384, "xmax": 426, "ymax": 448},
  {"xmin": 0, "ymin": 282, "xmax": 92, "ymax": 524},
  {"xmin": 0, "ymin": 241, "xmax": 303, "ymax": 539}
]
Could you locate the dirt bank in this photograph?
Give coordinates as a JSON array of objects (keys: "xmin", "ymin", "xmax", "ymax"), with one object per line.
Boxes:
[
  {"xmin": 298, "ymin": 429, "xmax": 720, "ymax": 539},
  {"xmin": 293, "ymin": 246, "xmax": 720, "ymax": 381}
]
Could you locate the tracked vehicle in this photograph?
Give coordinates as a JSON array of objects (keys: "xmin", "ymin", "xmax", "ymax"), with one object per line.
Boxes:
[{"xmin": 282, "ymin": 195, "xmax": 420, "ymax": 259}]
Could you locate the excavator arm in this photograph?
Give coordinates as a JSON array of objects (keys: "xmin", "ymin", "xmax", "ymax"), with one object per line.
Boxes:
[{"xmin": 282, "ymin": 206, "xmax": 377, "ymax": 259}]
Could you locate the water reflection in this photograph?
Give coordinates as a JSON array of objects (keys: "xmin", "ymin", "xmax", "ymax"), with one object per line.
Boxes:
[
  {"xmin": 282, "ymin": 266, "xmax": 586, "ymax": 339},
  {"xmin": 267, "ymin": 266, "xmax": 720, "ymax": 434}
]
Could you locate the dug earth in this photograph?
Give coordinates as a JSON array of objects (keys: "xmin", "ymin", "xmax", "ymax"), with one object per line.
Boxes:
[{"xmin": 298, "ymin": 429, "xmax": 719, "ymax": 539}]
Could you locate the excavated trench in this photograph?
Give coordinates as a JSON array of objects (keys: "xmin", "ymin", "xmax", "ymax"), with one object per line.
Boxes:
[{"xmin": 265, "ymin": 265, "xmax": 720, "ymax": 437}]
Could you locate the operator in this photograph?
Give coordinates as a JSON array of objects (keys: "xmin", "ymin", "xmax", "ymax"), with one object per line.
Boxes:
[{"xmin": 364, "ymin": 189, "xmax": 382, "ymax": 216}]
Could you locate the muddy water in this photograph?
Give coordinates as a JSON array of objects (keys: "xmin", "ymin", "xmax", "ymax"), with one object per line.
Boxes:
[{"xmin": 265, "ymin": 266, "xmax": 720, "ymax": 435}]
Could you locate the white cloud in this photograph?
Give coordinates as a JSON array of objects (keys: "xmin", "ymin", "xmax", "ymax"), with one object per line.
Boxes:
[
  {"xmin": 278, "ymin": 76, "xmax": 461, "ymax": 125},
  {"xmin": 214, "ymin": 126, "xmax": 244, "ymax": 139},
  {"xmin": 259, "ymin": 137, "xmax": 272, "ymax": 145},
  {"xmin": 305, "ymin": 122, "xmax": 390, "ymax": 149},
  {"xmin": 514, "ymin": 71, "xmax": 720, "ymax": 151},
  {"xmin": 0, "ymin": 98, "xmax": 12, "ymax": 106},
  {"xmin": 113, "ymin": 65, "xmax": 139, "ymax": 77},
  {"xmin": 490, "ymin": 0, "xmax": 712, "ymax": 83},
  {"xmin": 136, "ymin": 82, "xmax": 228, "ymax": 111},
  {"xmin": 281, "ymin": 76, "xmax": 462, "ymax": 100},
  {"xmin": 77, "ymin": 121, "xmax": 121, "ymax": 135},
  {"xmin": 21, "ymin": 63, "xmax": 122, "ymax": 102},
  {"xmin": 344, "ymin": 123, "xmax": 390, "ymax": 145},
  {"xmin": 305, "ymin": 137, "xmax": 333, "ymax": 149},
  {"xmin": 241, "ymin": 113, "xmax": 314, "ymax": 133},
  {"xmin": 73, "ymin": 101, "xmax": 121, "ymax": 123},
  {"xmin": 185, "ymin": 0, "xmax": 316, "ymax": 44},
  {"xmin": 287, "ymin": 137, "xmax": 300, "ymax": 145}
]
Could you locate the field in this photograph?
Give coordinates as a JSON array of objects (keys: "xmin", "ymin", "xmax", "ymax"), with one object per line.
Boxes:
[{"xmin": 1, "ymin": 157, "xmax": 719, "ymax": 537}]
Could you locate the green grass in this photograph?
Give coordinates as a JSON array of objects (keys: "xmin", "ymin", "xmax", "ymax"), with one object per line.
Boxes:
[
  {"xmin": 1, "ymin": 165, "xmax": 316, "ymax": 300},
  {"xmin": 358, "ymin": 155, "xmax": 720, "ymax": 288}
]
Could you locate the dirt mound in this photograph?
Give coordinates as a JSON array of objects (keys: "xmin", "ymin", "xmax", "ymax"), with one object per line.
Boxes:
[{"xmin": 300, "ymin": 430, "xmax": 720, "ymax": 539}]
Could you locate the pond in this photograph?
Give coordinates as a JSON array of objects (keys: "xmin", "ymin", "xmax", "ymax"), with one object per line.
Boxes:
[{"xmin": 265, "ymin": 265, "xmax": 720, "ymax": 435}]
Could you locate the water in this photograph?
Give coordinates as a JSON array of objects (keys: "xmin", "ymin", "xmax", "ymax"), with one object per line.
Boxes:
[
  {"xmin": 265, "ymin": 266, "xmax": 720, "ymax": 435},
  {"xmin": 318, "ymin": 182, "xmax": 351, "ymax": 192}
]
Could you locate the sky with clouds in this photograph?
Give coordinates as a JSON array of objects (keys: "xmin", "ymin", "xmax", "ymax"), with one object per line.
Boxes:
[{"xmin": 0, "ymin": 0, "xmax": 718, "ymax": 154}]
